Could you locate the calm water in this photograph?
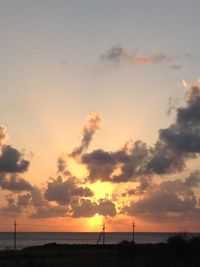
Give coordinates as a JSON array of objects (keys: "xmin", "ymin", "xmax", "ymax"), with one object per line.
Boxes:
[{"xmin": 0, "ymin": 232, "xmax": 195, "ymax": 250}]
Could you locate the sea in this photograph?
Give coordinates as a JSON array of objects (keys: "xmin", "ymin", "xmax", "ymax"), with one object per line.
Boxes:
[{"xmin": 0, "ymin": 232, "xmax": 198, "ymax": 250}]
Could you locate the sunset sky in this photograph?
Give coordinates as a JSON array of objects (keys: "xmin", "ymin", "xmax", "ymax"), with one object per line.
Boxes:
[{"xmin": 1, "ymin": 0, "xmax": 200, "ymax": 232}]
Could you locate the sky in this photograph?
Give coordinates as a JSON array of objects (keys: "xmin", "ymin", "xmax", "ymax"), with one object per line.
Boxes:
[{"xmin": 1, "ymin": 0, "xmax": 200, "ymax": 232}]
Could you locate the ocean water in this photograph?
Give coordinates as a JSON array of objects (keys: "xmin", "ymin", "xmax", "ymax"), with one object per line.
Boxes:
[{"xmin": 0, "ymin": 232, "xmax": 193, "ymax": 250}]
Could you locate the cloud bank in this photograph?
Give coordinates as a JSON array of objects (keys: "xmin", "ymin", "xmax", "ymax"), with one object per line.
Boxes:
[{"xmin": 1, "ymin": 78, "xmax": 200, "ymax": 225}]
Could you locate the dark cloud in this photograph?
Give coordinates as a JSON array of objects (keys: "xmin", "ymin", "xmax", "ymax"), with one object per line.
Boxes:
[
  {"xmin": 147, "ymin": 142, "xmax": 185, "ymax": 174},
  {"xmin": 185, "ymin": 171, "xmax": 200, "ymax": 187},
  {"xmin": 81, "ymin": 80, "xmax": 200, "ymax": 181},
  {"xmin": 57, "ymin": 156, "xmax": 71, "ymax": 176},
  {"xmin": 1, "ymin": 196, "xmax": 22, "ymax": 214},
  {"xmin": 30, "ymin": 187, "xmax": 46, "ymax": 207},
  {"xmin": 57, "ymin": 156, "xmax": 67, "ymax": 174},
  {"xmin": 72, "ymin": 199, "xmax": 98, "ymax": 218},
  {"xmin": 97, "ymin": 199, "xmax": 117, "ymax": 217},
  {"xmin": 71, "ymin": 198, "xmax": 117, "ymax": 218},
  {"xmin": 148, "ymin": 81, "xmax": 200, "ymax": 174},
  {"xmin": 82, "ymin": 149, "xmax": 118, "ymax": 182},
  {"xmin": 100, "ymin": 45, "xmax": 179, "ymax": 68},
  {"xmin": 30, "ymin": 205, "xmax": 68, "ymax": 219},
  {"xmin": 44, "ymin": 176, "xmax": 93, "ymax": 205},
  {"xmin": 161, "ymin": 82, "xmax": 200, "ymax": 154},
  {"xmin": 17, "ymin": 193, "xmax": 31, "ymax": 207},
  {"xmin": 1, "ymin": 193, "xmax": 31, "ymax": 215},
  {"xmin": 100, "ymin": 45, "xmax": 126, "ymax": 65},
  {"xmin": 122, "ymin": 176, "xmax": 152, "ymax": 197},
  {"xmin": 0, "ymin": 173, "xmax": 33, "ymax": 192},
  {"xmin": 26, "ymin": 186, "xmax": 69, "ymax": 219},
  {"xmin": 82, "ymin": 141, "xmax": 149, "ymax": 183},
  {"xmin": 2, "ymin": 78, "xmax": 200, "ymax": 222},
  {"xmin": 70, "ymin": 113, "xmax": 101, "ymax": 157},
  {"xmin": 123, "ymin": 171, "xmax": 200, "ymax": 220},
  {"xmin": 0, "ymin": 145, "xmax": 29, "ymax": 173}
]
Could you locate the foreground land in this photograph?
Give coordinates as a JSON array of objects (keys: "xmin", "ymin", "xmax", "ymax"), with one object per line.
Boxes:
[{"xmin": 0, "ymin": 236, "xmax": 200, "ymax": 267}]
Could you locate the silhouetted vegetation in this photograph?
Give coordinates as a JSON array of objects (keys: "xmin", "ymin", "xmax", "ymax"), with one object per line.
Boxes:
[{"xmin": 0, "ymin": 235, "xmax": 200, "ymax": 266}]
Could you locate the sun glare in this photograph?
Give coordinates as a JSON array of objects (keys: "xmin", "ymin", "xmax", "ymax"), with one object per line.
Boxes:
[
  {"xmin": 68, "ymin": 158, "xmax": 88, "ymax": 179},
  {"xmin": 88, "ymin": 182, "xmax": 114, "ymax": 199},
  {"xmin": 88, "ymin": 214, "xmax": 103, "ymax": 230}
]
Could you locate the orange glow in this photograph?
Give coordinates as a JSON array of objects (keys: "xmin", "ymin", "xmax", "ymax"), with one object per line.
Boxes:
[
  {"xmin": 68, "ymin": 158, "xmax": 88, "ymax": 179},
  {"xmin": 88, "ymin": 182, "xmax": 114, "ymax": 199},
  {"xmin": 87, "ymin": 214, "xmax": 103, "ymax": 230}
]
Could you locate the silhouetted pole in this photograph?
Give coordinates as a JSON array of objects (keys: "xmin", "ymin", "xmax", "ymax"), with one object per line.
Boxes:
[
  {"xmin": 103, "ymin": 223, "xmax": 105, "ymax": 245},
  {"xmin": 97, "ymin": 230, "xmax": 102, "ymax": 245},
  {"xmin": 14, "ymin": 220, "xmax": 17, "ymax": 250},
  {"xmin": 97, "ymin": 223, "xmax": 106, "ymax": 245},
  {"xmin": 132, "ymin": 220, "xmax": 135, "ymax": 244}
]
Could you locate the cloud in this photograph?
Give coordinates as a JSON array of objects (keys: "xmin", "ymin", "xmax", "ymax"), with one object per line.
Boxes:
[
  {"xmin": 81, "ymin": 140, "xmax": 149, "ymax": 183},
  {"xmin": 2, "ymin": 77, "xmax": 200, "ymax": 222},
  {"xmin": 147, "ymin": 79, "xmax": 200, "ymax": 174},
  {"xmin": 71, "ymin": 198, "xmax": 117, "ymax": 218},
  {"xmin": 185, "ymin": 171, "xmax": 200, "ymax": 187},
  {"xmin": 78, "ymin": 80, "xmax": 200, "ymax": 183},
  {"xmin": 30, "ymin": 205, "xmax": 69, "ymax": 219},
  {"xmin": 0, "ymin": 124, "xmax": 8, "ymax": 148},
  {"xmin": 0, "ymin": 124, "xmax": 30, "ymax": 174},
  {"xmin": 147, "ymin": 142, "xmax": 185, "ymax": 174},
  {"xmin": 0, "ymin": 173, "xmax": 33, "ymax": 192},
  {"xmin": 81, "ymin": 149, "xmax": 118, "ymax": 182},
  {"xmin": 30, "ymin": 187, "xmax": 46, "ymax": 207},
  {"xmin": 1, "ymin": 193, "xmax": 31, "ymax": 215},
  {"xmin": 123, "ymin": 171, "xmax": 200, "ymax": 220},
  {"xmin": 1, "ymin": 196, "xmax": 22, "ymax": 214},
  {"xmin": 57, "ymin": 156, "xmax": 71, "ymax": 176},
  {"xmin": 0, "ymin": 145, "xmax": 30, "ymax": 173},
  {"xmin": 72, "ymin": 199, "xmax": 98, "ymax": 218},
  {"xmin": 28, "ymin": 186, "xmax": 69, "ymax": 218},
  {"xmin": 17, "ymin": 193, "xmax": 31, "ymax": 207},
  {"xmin": 44, "ymin": 175, "xmax": 93, "ymax": 205},
  {"xmin": 161, "ymin": 80, "xmax": 200, "ymax": 153},
  {"xmin": 167, "ymin": 96, "xmax": 181, "ymax": 116},
  {"xmin": 170, "ymin": 64, "xmax": 182, "ymax": 70},
  {"xmin": 100, "ymin": 45, "xmax": 179, "ymax": 68},
  {"xmin": 57, "ymin": 156, "xmax": 67, "ymax": 174},
  {"xmin": 70, "ymin": 113, "xmax": 101, "ymax": 157},
  {"xmin": 97, "ymin": 199, "xmax": 117, "ymax": 217},
  {"xmin": 122, "ymin": 176, "xmax": 152, "ymax": 197}
]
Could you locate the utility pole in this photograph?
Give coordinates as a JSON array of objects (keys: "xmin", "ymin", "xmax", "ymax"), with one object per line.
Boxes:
[
  {"xmin": 132, "ymin": 220, "xmax": 135, "ymax": 244},
  {"xmin": 14, "ymin": 220, "xmax": 17, "ymax": 250},
  {"xmin": 97, "ymin": 223, "xmax": 106, "ymax": 245},
  {"xmin": 102, "ymin": 223, "xmax": 105, "ymax": 245}
]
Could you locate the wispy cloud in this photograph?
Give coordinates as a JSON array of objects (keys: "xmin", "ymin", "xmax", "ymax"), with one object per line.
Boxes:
[
  {"xmin": 100, "ymin": 45, "xmax": 182, "ymax": 69},
  {"xmin": 70, "ymin": 113, "xmax": 102, "ymax": 157}
]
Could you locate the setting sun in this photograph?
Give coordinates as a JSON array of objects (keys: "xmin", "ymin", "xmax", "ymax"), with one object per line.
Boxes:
[
  {"xmin": 88, "ymin": 182, "xmax": 114, "ymax": 199},
  {"xmin": 87, "ymin": 214, "xmax": 104, "ymax": 230}
]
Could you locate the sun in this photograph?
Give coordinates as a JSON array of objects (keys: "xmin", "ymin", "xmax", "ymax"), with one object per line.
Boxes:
[
  {"xmin": 88, "ymin": 181, "xmax": 114, "ymax": 199},
  {"xmin": 87, "ymin": 214, "xmax": 103, "ymax": 230}
]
